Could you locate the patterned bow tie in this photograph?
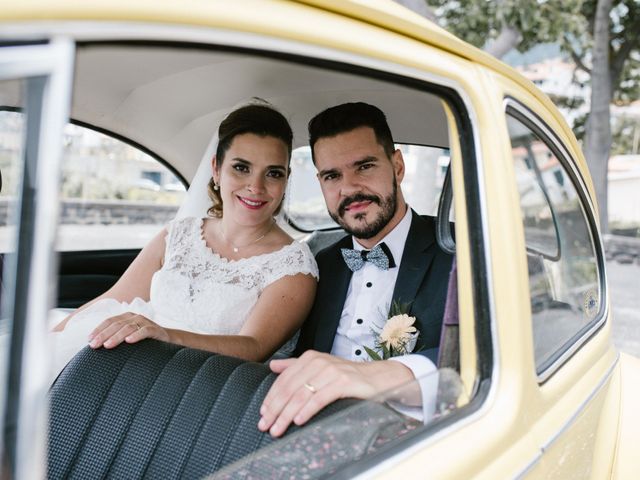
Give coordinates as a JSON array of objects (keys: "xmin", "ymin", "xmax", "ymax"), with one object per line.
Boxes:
[{"xmin": 341, "ymin": 242, "xmax": 396, "ymax": 272}]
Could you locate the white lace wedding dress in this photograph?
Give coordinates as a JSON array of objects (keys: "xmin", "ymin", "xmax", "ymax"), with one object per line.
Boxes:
[{"xmin": 51, "ymin": 216, "xmax": 319, "ymax": 378}]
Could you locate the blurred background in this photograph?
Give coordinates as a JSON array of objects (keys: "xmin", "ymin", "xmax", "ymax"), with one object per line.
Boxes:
[{"xmin": 395, "ymin": 0, "xmax": 640, "ymax": 355}]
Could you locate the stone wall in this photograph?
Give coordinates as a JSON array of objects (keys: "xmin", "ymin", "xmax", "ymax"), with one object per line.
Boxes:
[
  {"xmin": 1, "ymin": 198, "xmax": 639, "ymax": 263},
  {"xmin": 0, "ymin": 198, "xmax": 178, "ymax": 226},
  {"xmin": 605, "ymin": 234, "xmax": 640, "ymax": 264}
]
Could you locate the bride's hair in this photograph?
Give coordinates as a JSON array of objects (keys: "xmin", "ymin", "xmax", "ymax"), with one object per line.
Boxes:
[{"xmin": 207, "ymin": 101, "xmax": 293, "ymax": 218}]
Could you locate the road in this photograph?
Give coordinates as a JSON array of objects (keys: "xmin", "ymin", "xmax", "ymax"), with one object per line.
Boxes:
[{"xmin": 608, "ymin": 260, "xmax": 640, "ymax": 357}]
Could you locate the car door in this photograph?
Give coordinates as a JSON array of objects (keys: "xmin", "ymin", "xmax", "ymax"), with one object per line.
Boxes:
[
  {"xmin": 497, "ymin": 90, "xmax": 618, "ymax": 478},
  {"xmin": 0, "ymin": 39, "xmax": 74, "ymax": 479}
]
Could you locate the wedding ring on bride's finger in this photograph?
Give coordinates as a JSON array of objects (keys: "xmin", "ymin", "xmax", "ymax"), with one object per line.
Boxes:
[
  {"xmin": 133, "ymin": 321, "xmax": 142, "ymax": 330},
  {"xmin": 303, "ymin": 382, "xmax": 317, "ymax": 394}
]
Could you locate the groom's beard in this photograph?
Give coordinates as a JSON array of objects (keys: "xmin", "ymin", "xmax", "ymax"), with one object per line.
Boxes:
[{"xmin": 328, "ymin": 178, "xmax": 398, "ymax": 240}]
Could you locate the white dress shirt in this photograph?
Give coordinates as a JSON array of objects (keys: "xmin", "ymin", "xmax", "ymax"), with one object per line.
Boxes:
[{"xmin": 330, "ymin": 206, "xmax": 438, "ymax": 420}]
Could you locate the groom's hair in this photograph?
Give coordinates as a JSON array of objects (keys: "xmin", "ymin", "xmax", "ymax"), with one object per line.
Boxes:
[{"xmin": 308, "ymin": 102, "xmax": 395, "ymax": 164}]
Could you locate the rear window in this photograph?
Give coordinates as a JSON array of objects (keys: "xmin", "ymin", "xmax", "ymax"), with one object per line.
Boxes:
[{"xmin": 285, "ymin": 144, "xmax": 450, "ymax": 231}]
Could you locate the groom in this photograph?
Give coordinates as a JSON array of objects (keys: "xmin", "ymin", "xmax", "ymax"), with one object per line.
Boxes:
[{"xmin": 259, "ymin": 102, "xmax": 454, "ymax": 437}]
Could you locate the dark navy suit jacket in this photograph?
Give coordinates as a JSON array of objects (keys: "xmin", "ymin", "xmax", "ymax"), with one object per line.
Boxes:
[{"xmin": 294, "ymin": 210, "xmax": 454, "ymax": 362}]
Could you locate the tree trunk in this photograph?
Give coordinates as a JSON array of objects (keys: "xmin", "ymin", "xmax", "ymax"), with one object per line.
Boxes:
[
  {"xmin": 485, "ymin": 25, "xmax": 522, "ymax": 59},
  {"xmin": 584, "ymin": 0, "xmax": 612, "ymax": 233},
  {"xmin": 392, "ymin": 0, "xmax": 438, "ymax": 23}
]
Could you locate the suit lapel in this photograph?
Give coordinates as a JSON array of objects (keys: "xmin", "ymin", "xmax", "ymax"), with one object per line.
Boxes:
[
  {"xmin": 391, "ymin": 211, "xmax": 437, "ymax": 313},
  {"xmin": 311, "ymin": 212, "xmax": 437, "ymax": 352},
  {"xmin": 313, "ymin": 236, "xmax": 353, "ymax": 353}
]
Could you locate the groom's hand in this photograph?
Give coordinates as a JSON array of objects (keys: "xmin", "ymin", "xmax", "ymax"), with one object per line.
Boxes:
[{"xmin": 258, "ymin": 350, "xmax": 414, "ymax": 437}]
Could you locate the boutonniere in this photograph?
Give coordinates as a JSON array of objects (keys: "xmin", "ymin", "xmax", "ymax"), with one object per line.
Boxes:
[{"xmin": 364, "ymin": 301, "xmax": 419, "ymax": 361}]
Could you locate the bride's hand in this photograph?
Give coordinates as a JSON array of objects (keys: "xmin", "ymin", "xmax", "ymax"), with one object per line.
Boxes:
[{"xmin": 88, "ymin": 312, "xmax": 170, "ymax": 349}]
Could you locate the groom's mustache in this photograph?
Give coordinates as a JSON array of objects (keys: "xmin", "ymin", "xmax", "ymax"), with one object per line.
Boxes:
[{"xmin": 338, "ymin": 193, "xmax": 381, "ymax": 216}]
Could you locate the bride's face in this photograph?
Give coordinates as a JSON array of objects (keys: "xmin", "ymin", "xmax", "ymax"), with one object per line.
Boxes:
[{"xmin": 213, "ymin": 133, "xmax": 289, "ymax": 226}]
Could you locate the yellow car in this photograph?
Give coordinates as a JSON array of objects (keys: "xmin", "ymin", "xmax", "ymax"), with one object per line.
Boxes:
[{"xmin": 1, "ymin": 0, "xmax": 638, "ymax": 478}]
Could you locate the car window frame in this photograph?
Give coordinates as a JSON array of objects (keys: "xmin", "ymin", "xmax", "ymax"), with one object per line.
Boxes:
[
  {"xmin": 0, "ymin": 106, "xmax": 189, "ymax": 188},
  {"xmin": 283, "ymin": 141, "xmax": 452, "ymax": 233},
  {"xmin": 276, "ymin": 64, "xmax": 493, "ymax": 480},
  {"xmin": 1, "ymin": 107, "xmax": 189, "ymax": 254},
  {"xmin": 68, "ymin": 38, "xmax": 495, "ymax": 476},
  {"xmin": 0, "ymin": 39, "xmax": 75, "ymax": 480},
  {"xmin": 504, "ymin": 98, "xmax": 608, "ymax": 383},
  {"xmin": 3, "ymin": 31, "xmax": 496, "ymax": 477}
]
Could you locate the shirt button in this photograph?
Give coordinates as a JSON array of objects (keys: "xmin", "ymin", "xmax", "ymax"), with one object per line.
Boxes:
[
  {"xmin": 355, "ymin": 349, "xmax": 362, "ymax": 356},
  {"xmin": 356, "ymin": 318, "xmax": 363, "ymax": 325},
  {"xmin": 366, "ymin": 282, "xmax": 372, "ymax": 288}
]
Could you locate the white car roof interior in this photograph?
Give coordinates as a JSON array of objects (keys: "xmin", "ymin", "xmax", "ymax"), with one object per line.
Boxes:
[{"xmin": 1, "ymin": 43, "xmax": 450, "ymax": 183}]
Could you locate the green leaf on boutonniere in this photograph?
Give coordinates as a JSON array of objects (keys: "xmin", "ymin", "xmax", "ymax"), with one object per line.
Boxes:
[
  {"xmin": 364, "ymin": 345, "xmax": 382, "ymax": 361},
  {"xmin": 389, "ymin": 300, "xmax": 412, "ymax": 317}
]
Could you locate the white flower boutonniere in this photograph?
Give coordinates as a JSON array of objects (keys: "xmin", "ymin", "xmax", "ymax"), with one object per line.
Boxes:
[{"xmin": 364, "ymin": 302, "xmax": 419, "ymax": 360}]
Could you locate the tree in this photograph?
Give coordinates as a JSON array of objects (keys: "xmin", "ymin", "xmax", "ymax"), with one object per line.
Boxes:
[
  {"xmin": 564, "ymin": 0, "xmax": 640, "ymax": 232},
  {"xmin": 414, "ymin": 0, "xmax": 584, "ymax": 59},
  {"xmin": 583, "ymin": 0, "xmax": 613, "ymax": 231},
  {"xmin": 398, "ymin": 0, "xmax": 640, "ymax": 232},
  {"xmin": 611, "ymin": 115, "xmax": 640, "ymax": 155},
  {"xmin": 393, "ymin": 0, "xmax": 438, "ymax": 22}
]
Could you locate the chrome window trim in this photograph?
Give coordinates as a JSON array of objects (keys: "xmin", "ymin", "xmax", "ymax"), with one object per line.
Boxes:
[
  {"xmin": 1, "ymin": 20, "xmax": 500, "ymax": 476},
  {"xmin": 0, "ymin": 43, "xmax": 67, "ymax": 79},
  {"xmin": 355, "ymin": 66, "xmax": 498, "ymax": 476},
  {"xmin": 503, "ymin": 98, "xmax": 609, "ymax": 384},
  {"xmin": 0, "ymin": 38, "xmax": 75, "ymax": 480},
  {"xmin": 541, "ymin": 354, "xmax": 618, "ymax": 451},
  {"xmin": 513, "ymin": 354, "xmax": 619, "ymax": 479}
]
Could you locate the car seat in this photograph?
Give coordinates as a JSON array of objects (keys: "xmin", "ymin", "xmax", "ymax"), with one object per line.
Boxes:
[{"xmin": 48, "ymin": 340, "xmax": 364, "ymax": 479}]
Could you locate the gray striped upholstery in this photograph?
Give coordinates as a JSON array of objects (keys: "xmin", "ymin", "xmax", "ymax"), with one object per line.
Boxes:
[{"xmin": 48, "ymin": 340, "xmax": 352, "ymax": 479}]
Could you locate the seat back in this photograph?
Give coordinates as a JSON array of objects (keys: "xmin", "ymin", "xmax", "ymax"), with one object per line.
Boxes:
[
  {"xmin": 437, "ymin": 258, "xmax": 459, "ymax": 370},
  {"xmin": 302, "ymin": 229, "xmax": 346, "ymax": 255},
  {"xmin": 48, "ymin": 340, "xmax": 351, "ymax": 479}
]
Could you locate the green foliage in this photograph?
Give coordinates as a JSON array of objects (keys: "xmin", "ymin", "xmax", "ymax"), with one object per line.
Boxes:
[
  {"xmin": 424, "ymin": 0, "xmax": 639, "ymax": 100},
  {"xmin": 363, "ymin": 345, "xmax": 382, "ymax": 361},
  {"xmin": 565, "ymin": 0, "xmax": 640, "ymax": 97},
  {"xmin": 571, "ymin": 112, "xmax": 588, "ymax": 141},
  {"xmin": 614, "ymin": 50, "xmax": 640, "ymax": 104},
  {"xmin": 389, "ymin": 299, "xmax": 412, "ymax": 317},
  {"xmin": 426, "ymin": 0, "xmax": 584, "ymax": 52},
  {"xmin": 424, "ymin": 0, "xmax": 640, "ymax": 158},
  {"xmin": 611, "ymin": 115, "xmax": 640, "ymax": 155}
]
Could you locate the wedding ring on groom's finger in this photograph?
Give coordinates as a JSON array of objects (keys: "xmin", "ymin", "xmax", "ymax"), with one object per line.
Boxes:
[
  {"xmin": 133, "ymin": 321, "xmax": 142, "ymax": 330},
  {"xmin": 303, "ymin": 382, "xmax": 317, "ymax": 394}
]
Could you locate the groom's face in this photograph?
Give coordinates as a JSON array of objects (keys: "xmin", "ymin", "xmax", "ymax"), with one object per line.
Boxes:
[{"xmin": 314, "ymin": 126, "xmax": 405, "ymax": 243}]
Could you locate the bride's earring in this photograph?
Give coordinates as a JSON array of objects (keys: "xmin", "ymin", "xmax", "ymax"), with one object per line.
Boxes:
[{"xmin": 213, "ymin": 181, "xmax": 219, "ymax": 191}]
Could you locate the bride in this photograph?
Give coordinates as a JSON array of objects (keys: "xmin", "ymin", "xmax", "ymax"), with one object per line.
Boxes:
[{"xmin": 51, "ymin": 102, "xmax": 318, "ymax": 376}]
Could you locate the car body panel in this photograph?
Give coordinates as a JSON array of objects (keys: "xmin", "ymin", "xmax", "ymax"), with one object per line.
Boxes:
[
  {"xmin": 611, "ymin": 353, "xmax": 640, "ymax": 478},
  {"xmin": 0, "ymin": 0, "xmax": 575, "ymax": 166},
  {"xmin": 2, "ymin": 1, "xmax": 464, "ymax": 180},
  {"xmin": 1, "ymin": 0, "xmax": 566, "ymax": 133},
  {"xmin": 0, "ymin": 1, "xmax": 637, "ymax": 479},
  {"xmin": 443, "ymin": 99, "xmax": 478, "ymax": 397},
  {"xmin": 486, "ymin": 70, "xmax": 616, "ymax": 478},
  {"xmin": 366, "ymin": 45, "xmax": 622, "ymax": 480}
]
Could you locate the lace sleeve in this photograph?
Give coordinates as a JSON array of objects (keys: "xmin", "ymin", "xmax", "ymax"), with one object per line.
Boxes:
[
  {"xmin": 161, "ymin": 216, "xmax": 197, "ymax": 266},
  {"xmin": 162, "ymin": 219, "xmax": 176, "ymax": 260},
  {"xmin": 262, "ymin": 242, "xmax": 319, "ymax": 288}
]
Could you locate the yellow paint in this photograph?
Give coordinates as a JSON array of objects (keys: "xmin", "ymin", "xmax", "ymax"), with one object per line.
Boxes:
[{"xmin": 1, "ymin": 1, "xmax": 636, "ymax": 478}]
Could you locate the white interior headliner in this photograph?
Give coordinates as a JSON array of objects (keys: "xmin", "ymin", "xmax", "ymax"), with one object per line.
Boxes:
[{"xmin": 2, "ymin": 44, "xmax": 450, "ymax": 182}]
